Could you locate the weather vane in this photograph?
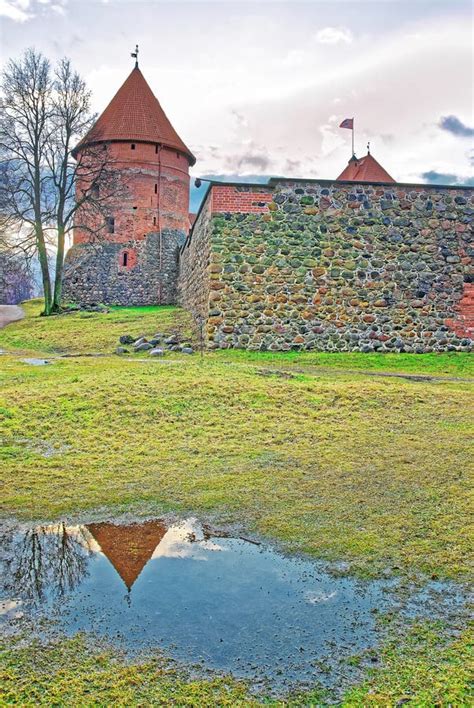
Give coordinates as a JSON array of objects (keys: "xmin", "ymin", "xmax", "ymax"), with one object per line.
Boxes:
[
  {"xmin": 367, "ymin": 141, "xmax": 371, "ymax": 154},
  {"xmin": 131, "ymin": 44, "xmax": 139, "ymax": 69}
]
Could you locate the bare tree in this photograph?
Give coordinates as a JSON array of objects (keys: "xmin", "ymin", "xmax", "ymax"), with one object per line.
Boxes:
[
  {"xmin": 0, "ymin": 49, "xmax": 118, "ymax": 315},
  {"xmin": 1, "ymin": 523, "xmax": 92, "ymax": 603},
  {"xmin": 47, "ymin": 58, "xmax": 119, "ymax": 311},
  {"xmin": 0, "ymin": 49, "xmax": 53, "ymax": 312}
]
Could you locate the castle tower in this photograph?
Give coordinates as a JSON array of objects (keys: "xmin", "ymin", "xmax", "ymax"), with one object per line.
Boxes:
[
  {"xmin": 63, "ymin": 62, "xmax": 195, "ymax": 306},
  {"xmin": 336, "ymin": 150, "xmax": 395, "ymax": 182}
]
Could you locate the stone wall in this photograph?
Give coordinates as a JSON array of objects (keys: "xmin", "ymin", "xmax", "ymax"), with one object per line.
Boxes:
[
  {"xmin": 63, "ymin": 140, "xmax": 192, "ymax": 307},
  {"xmin": 179, "ymin": 180, "xmax": 473, "ymax": 352},
  {"xmin": 178, "ymin": 190, "xmax": 212, "ymax": 320},
  {"xmin": 63, "ymin": 229, "xmax": 185, "ymax": 306}
]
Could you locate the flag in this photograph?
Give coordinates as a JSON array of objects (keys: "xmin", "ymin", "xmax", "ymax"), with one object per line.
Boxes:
[{"xmin": 339, "ymin": 118, "xmax": 354, "ymax": 129}]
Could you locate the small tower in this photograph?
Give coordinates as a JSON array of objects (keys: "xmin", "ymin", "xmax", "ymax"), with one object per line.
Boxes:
[
  {"xmin": 336, "ymin": 148, "xmax": 395, "ymax": 183},
  {"xmin": 63, "ymin": 57, "xmax": 195, "ymax": 306}
]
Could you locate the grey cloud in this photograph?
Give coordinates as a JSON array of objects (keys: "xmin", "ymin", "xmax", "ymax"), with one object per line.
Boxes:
[
  {"xmin": 284, "ymin": 159, "xmax": 302, "ymax": 173},
  {"xmin": 422, "ymin": 170, "xmax": 474, "ymax": 186},
  {"xmin": 439, "ymin": 115, "xmax": 474, "ymax": 138},
  {"xmin": 226, "ymin": 152, "xmax": 271, "ymax": 172},
  {"xmin": 231, "ymin": 110, "xmax": 248, "ymax": 129}
]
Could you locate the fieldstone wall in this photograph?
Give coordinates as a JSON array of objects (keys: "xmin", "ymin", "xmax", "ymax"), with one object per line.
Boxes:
[
  {"xmin": 178, "ymin": 191, "xmax": 212, "ymax": 320},
  {"xmin": 62, "ymin": 229, "xmax": 185, "ymax": 306},
  {"xmin": 180, "ymin": 180, "xmax": 473, "ymax": 352}
]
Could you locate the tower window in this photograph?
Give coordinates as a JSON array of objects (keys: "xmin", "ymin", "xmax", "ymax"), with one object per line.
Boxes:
[
  {"xmin": 153, "ymin": 217, "xmax": 156, "ymax": 226},
  {"xmin": 154, "ymin": 183, "xmax": 158, "ymax": 194},
  {"xmin": 131, "ymin": 143, "xmax": 136, "ymax": 150},
  {"xmin": 119, "ymin": 248, "xmax": 136, "ymax": 269},
  {"xmin": 132, "ymin": 206, "xmax": 137, "ymax": 210},
  {"xmin": 155, "ymin": 145, "xmax": 158, "ymax": 154},
  {"xmin": 106, "ymin": 216, "xmax": 115, "ymax": 234}
]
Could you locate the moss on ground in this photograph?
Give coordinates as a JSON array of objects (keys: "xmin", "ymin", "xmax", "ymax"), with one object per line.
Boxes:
[{"xmin": 0, "ymin": 302, "xmax": 472, "ymax": 704}]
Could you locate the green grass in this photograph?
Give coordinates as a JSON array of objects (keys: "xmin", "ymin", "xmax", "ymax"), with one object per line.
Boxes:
[
  {"xmin": 1, "ymin": 626, "xmax": 472, "ymax": 705},
  {"xmin": 221, "ymin": 347, "xmax": 474, "ymax": 377},
  {"xmin": 0, "ymin": 301, "xmax": 473, "ymax": 704},
  {"xmin": 0, "ymin": 299, "xmax": 192, "ymax": 355}
]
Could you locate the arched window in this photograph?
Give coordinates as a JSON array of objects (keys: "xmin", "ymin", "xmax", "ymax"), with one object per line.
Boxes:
[{"xmin": 119, "ymin": 249, "xmax": 136, "ymax": 270}]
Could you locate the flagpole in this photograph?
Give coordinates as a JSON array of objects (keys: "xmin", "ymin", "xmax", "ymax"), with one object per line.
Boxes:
[{"xmin": 352, "ymin": 118, "xmax": 354, "ymax": 156}]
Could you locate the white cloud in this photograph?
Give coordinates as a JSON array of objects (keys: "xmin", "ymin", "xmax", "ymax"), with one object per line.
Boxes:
[
  {"xmin": 0, "ymin": 0, "xmax": 32, "ymax": 22},
  {"xmin": 316, "ymin": 26, "xmax": 353, "ymax": 45},
  {"xmin": 151, "ymin": 518, "xmax": 225, "ymax": 561},
  {"xmin": 1, "ymin": 1, "xmax": 471, "ymax": 185},
  {"xmin": 0, "ymin": 0, "xmax": 67, "ymax": 21}
]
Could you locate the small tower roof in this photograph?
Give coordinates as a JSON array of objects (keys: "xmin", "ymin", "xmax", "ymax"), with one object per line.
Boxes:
[
  {"xmin": 74, "ymin": 66, "xmax": 195, "ymax": 165},
  {"xmin": 336, "ymin": 152, "xmax": 395, "ymax": 183}
]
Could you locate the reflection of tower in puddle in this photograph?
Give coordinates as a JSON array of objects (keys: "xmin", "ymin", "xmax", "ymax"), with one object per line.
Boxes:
[
  {"xmin": 86, "ymin": 521, "xmax": 167, "ymax": 594},
  {"xmin": 85, "ymin": 519, "xmax": 224, "ymax": 596}
]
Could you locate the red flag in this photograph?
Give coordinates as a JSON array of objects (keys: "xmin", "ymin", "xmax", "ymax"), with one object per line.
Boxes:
[{"xmin": 339, "ymin": 118, "xmax": 354, "ymax": 129}]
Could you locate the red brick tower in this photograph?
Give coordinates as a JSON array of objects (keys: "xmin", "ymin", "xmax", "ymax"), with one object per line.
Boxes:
[{"xmin": 63, "ymin": 61, "xmax": 195, "ymax": 306}]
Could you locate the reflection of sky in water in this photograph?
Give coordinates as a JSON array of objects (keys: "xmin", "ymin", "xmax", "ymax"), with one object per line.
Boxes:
[{"xmin": 0, "ymin": 518, "xmax": 469, "ymax": 691}]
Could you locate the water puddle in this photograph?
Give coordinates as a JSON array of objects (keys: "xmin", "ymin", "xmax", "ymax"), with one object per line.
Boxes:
[
  {"xmin": 0, "ymin": 518, "xmax": 468, "ymax": 693},
  {"xmin": 20, "ymin": 358, "xmax": 50, "ymax": 366}
]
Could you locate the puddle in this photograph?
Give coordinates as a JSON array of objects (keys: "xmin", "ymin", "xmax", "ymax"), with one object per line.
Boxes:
[
  {"xmin": 0, "ymin": 518, "xmax": 468, "ymax": 693},
  {"xmin": 20, "ymin": 358, "xmax": 50, "ymax": 366}
]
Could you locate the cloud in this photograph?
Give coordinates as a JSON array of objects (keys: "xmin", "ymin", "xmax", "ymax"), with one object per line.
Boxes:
[
  {"xmin": 0, "ymin": 0, "xmax": 67, "ymax": 22},
  {"xmin": 284, "ymin": 158, "xmax": 302, "ymax": 173},
  {"xmin": 0, "ymin": 0, "xmax": 32, "ymax": 22},
  {"xmin": 439, "ymin": 115, "xmax": 474, "ymax": 138},
  {"xmin": 226, "ymin": 151, "xmax": 271, "ymax": 172},
  {"xmin": 316, "ymin": 26, "xmax": 353, "ymax": 45},
  {"xmin": 422, "ymin": 170, "xmax": 474, "ymax": 186},
  {"xmin": 231, "ymin": 109, "xmax": 248, "ymax": 129}
]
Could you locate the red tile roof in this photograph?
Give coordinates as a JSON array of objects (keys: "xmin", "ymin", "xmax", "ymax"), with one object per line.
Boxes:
[
  {"xmin": 337, "ymin": 153, "xmax": 395, "ymax": 183},
  {"xmin": 74, "ymin": 67, "xmax": 195, "ymax": 165}
]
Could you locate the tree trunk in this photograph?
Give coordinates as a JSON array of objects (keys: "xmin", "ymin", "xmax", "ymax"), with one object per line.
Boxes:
[
  {"xmin": 52, "ymin": 222, "xmax": 65, "ymax": 312},
  {"xmin": 35, "ymin": 222, "xmax": 52, "ymax": 315}
]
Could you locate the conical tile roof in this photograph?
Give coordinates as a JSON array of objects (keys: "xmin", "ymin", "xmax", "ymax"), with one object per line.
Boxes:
[
  {"xmin": 337, "ymin": 152, "xmax": 395, "ymax": 182},
  {"xmin": 74, "ymin": 66, "xmax": 195, "ymax": 165},
  {"xmin": 87, "ymin": 520, "xmax": 167, "ymax": 590}
]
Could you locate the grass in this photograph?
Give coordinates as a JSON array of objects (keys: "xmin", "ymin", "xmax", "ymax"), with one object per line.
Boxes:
[
  {"xmin": 0, "ymin": 300, "xmax": 192, "ymax": 355},
  {"xmin": 1, "ymin": 626, "xmax": 472, "ymax": 705},
  {"xmin": 0, "ymin": 300, "xmax": 473, "ymax": 704}
]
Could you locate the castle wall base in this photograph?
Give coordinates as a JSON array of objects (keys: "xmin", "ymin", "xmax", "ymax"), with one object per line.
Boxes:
[{"xmin": 63, "ymin": 230, "xmax": 186, "ymax": 306}]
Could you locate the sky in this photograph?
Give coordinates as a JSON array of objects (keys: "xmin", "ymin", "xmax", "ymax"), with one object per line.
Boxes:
[{"xmin": 1, "ymin": 0, "xmax": 473, "ymax": 194}]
